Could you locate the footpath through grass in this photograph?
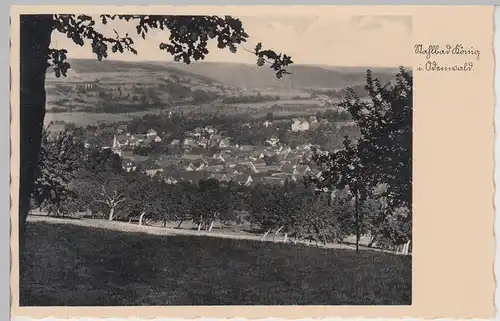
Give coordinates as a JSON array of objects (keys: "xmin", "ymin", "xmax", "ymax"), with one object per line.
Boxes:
[{"xmin": 20, "ymin": 222, "xmax": 411, "ymax": 306}]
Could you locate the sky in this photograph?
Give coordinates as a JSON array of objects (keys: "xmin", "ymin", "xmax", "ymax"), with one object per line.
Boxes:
[{"xmin": 50, "ymin": 14, "xmax": 413, "ymax": 67}]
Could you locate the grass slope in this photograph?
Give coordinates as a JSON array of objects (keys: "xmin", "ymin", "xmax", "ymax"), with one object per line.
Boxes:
[{"xmin": 20, "ymin": 222, "xmax": 411, "ymax": 306}]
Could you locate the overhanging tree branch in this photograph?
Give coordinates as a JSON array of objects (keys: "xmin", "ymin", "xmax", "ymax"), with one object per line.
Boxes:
[{"xmin": 48, "ymin": 14, "xmax": 293, "ymax": 78}]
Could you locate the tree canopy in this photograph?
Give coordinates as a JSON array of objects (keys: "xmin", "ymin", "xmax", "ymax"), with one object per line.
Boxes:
[
  {"xmin": 32, "ymin": 128, "xmax": 84, "ymax": 214},
  {"xmin": 307, "ymin": 67, "xmax": 413, "ymax": 250},
  {"xmin": 49, "ymin": 14, "xmax": 293, "ymax": 78}
]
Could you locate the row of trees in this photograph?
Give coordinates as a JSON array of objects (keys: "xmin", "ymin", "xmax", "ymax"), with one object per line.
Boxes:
[
  {"xmin": 221, "ymin": 93, "xmax": 280, "ymax": 104},
  {"xmin": 308, "ymin": 84, "xmax": 367, "ymax": 99},
  {"xmin": 33, "ymin": 114, "xmax": 410, "ymax": 252},
  {"xmin": 31, "ymin": 130, "xmax": 235, "ymax": 228}
]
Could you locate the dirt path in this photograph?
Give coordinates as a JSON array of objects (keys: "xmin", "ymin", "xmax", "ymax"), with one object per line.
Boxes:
[{"xmin": 27, "ymin": 215, "xmax": 408, "ymax": 255}]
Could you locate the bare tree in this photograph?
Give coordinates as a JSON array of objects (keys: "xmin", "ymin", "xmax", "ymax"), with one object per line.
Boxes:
[{"xmin": 96, "ymin": 184, "xmax": 126, "ymax": 221}]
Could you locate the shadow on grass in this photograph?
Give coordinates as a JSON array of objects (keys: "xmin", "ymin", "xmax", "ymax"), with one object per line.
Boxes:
[
  {"xmin": 28, "ymin": 213, "xmax": 83, "ymax": 221},
  {"xmin": 20, "ymin": 221, "xmax": 411, "ymax": 306}
]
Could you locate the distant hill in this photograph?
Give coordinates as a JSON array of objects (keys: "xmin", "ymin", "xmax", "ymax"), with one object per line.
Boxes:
[
  {"xmin": 166, "ymin": 61, "xmax": 404, "ymax": 90},
  {"xmin": 46, "ymin": 59, "xmax": 224, "ymax": 86},
  {"xmin": 43, "ymin": 59, "xmax": 407, "ymax": 115},
  {"xmin": 45, "ymin": 59, "xmax": 235, "ymax": 113}
]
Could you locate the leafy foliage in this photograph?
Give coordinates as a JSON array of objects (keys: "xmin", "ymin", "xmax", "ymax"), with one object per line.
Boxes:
[
  {"xmin": 309, "ymin": 137, "xmax": 369, "ymax": 198},
  {"xmin": 48, "ymin": 14, "xmax": 293, "ymax": 79},
  {"xmin": 254, "ymin": 42, "xmax": 293, "ymax": 79},
  {"xmin": 361, "ymin": 191, "xmax": 412, "ymax": 249},
  {"xmin": 191, "ymin": 179, "xmax": 234, "ymax": 229},
  {"xmin": 248, "ymin": 183, "xmax": 293, "ymax": 231},
  {"xmin": 340, "ymin": 67, "xmax": 412, "ymax": 209},
  {"xmin": 32, "ymin": 128, "xmax": 84, "ymax": 215},
  {"xmin": 160, "ymin": 183, "xmax": 193, "ymax": 227},
  {"xmin": 82, "ymin": 147, "xmax": 123, "ymax": 174},
  {"xmin": 307, "ymin": 67, "xmax": 413, "ymax": 249},
  {"xmin": 289, "ymin": 191, "xmax": 345, "ymax": 243},
  {"xmin": 121, "ymin": 172, "xmax": 158, "ymax": 221}
]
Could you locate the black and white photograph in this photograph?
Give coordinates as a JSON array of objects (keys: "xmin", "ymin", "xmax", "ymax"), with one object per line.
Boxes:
[{"xmin": 17, "ymin": 11, "xmax": 412, "ymax": 306}]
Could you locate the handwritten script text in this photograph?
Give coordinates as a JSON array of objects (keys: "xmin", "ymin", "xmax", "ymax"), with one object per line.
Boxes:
[{"xmin": 414, "ymin": 44, "xmax": 480, "ymax": 72}]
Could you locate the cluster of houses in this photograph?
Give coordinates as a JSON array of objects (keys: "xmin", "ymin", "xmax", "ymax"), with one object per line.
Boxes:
[
  {"xmin": 109, "ymin": 123, "xmax": 324, "ymax": 187},
  {"xmin": 75, "ymin": 79, "xmax": 100, "ymax": 92},
  {"xmin": 111, "ymin": 128, "xmax": 163, "ymax": 156},
  {"xmin": 152, "ymin": 147, "xmax": 317, "ymax": 187},
  {"xmin": 290, "ymin": 115, "xmax": 341, "ymax": 132}
]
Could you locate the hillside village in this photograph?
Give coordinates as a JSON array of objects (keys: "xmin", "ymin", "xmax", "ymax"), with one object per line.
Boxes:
[{"xmin": 103, "ymin": 115, "xmax": 347, "ymax": 187}]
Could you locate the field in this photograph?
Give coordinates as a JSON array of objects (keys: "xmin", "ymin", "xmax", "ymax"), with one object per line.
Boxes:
[
  {"xmin": 20, "ymin": 221, "xmax": 412, "ymax": 306},
  {"xmin": 42, "ymin": 59, "xmax": 390, "ymax": 127},
  {"xmin": 43, "ymin": 97, "xmax": 332, "ymax": 127},
  {"xmin": 45, "ymin": 112, "xmax": 134, "ymax": 127}
]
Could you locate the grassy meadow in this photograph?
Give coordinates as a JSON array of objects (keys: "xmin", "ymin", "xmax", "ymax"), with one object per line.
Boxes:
[{"xmin": 20, "ymin": 222, "xmax": 412, "ymax": 306}]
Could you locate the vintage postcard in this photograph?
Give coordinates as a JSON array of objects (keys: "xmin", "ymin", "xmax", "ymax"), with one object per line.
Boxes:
[{"xmin": 10, "ymin": 5, "xmax": 495, "ymax": 320}]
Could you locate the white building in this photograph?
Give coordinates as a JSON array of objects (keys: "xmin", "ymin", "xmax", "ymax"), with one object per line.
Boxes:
[
  {"xmin": 266, "ymin": 137, "xmax": 280, "ymax": 147},
  {"xmin": 291, "ymin": 118, "xmax": 310, "ymax": 132}
]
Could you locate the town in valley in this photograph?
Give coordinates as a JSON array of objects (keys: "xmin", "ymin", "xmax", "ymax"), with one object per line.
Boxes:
[{"xmin": 20, "ymin": 14, "xmax": 413, "ymax": 307}]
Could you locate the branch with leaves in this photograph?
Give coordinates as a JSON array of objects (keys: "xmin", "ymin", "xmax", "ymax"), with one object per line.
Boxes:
[
  {"xmin": 338, "ymin": 67, "xmax": 412, "ymax": 209},
  {"xmin": 306, "ymin": 68, "xmax": 413, "ymax": 251},
  {"xmin": 32, "ymin": 127, "xmax": 85, "ymax": 215},
  {"xmin": 48, "ymin": 14, "xmax": 293, "ymax": 79}
]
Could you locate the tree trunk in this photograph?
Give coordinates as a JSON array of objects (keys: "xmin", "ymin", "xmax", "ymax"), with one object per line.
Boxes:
[
  {"xmin": 273, "ymin": 225, "xmax": 284, "ymax": 242},
  {"xmin": 19, "ymin": 15, "xmax": 54, "ymax": 256},
  {"xmin": 139, "ymin": 211, "xmax": 146, "ymax": 226},
  {"xmin": 176, "ymin": 219, "xmax": 184, "ymax": 229},
  {"xmin": 163, "ymin": 218, "xmax": 167, "ymax": 228},
  {"xmin": 197, "ymin": 215, "xmax": 203, "ymax": 231},
  {"xmin": 284, "ymin": 233, "xmax": 288, "ymax": 243},
  {"xmin": 208, "ymin": 220, "xmax": 214, "ymax": 231},
  {"xmin": 108, "ymin": 207, "xmax": 115, "ymax": 221},
  {"xmin": 354, "ymin": 190, "xmax": 360, "ymax": 253},
  {"xmin": 368, "ymin": 235, "xmax": 377, "ymax": 248},
  {"xmin": 261, "ymin": 229, "xmax": 271, "ymax": 241}
]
